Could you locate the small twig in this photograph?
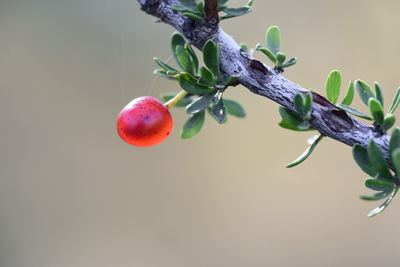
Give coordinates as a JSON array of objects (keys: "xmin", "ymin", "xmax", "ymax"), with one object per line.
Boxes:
[{"xmin": 204, "ymin": 0, "xmax": 219, "ymax": 20}]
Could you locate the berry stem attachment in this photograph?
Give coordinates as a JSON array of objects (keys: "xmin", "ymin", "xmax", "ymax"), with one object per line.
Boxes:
[{"xmin": 164, "ymin": 90, "xmax": 188, "ymax": 109}]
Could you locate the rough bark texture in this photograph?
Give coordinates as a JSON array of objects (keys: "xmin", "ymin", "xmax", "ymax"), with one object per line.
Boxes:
[{"xmin": 138, "ymin": 0, "xmax": 393, "ymax": 167}]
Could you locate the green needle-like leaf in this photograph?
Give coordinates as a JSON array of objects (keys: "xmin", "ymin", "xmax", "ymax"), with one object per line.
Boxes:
[
  {"xmin": 367, "ymin": 186, "xmax": 399, "ymax": 217},
  {"xmin": 389, "ymin": 128, "xmax": 400, "ymax": 158},
  {"xmin": 171, "ymin": 32, "xmax": 186, "ymax": 64},
  {"xmin": 367, "ymin": 140, "xmax": 393, "ymax": 181},
  {"xmin": 203, "ymin": 40, "xmax": 221, "ymax": 79},
  {"xmin": 186, "ymin": 92, "xmax": 214, "ymax": 114},
  {"xmin": 181, "ymin": 110, "xmax": 205, "ymax": 139},
  {"xmin": 224, "ymin": 98, "xmax": 246, "ymax": 118},
  {"xmin": 388, "ymin": 87, "xmax": 400, "ymax": 114},
  {"xmin": 356, "ymin": 80, "xmax": 375, "ymax": 106},
  {"xmin": 374, "ymin": 82, "xmax": 384, "ymax": 107},
  {"xmin": 353, "ymin": 144, "xmax": 377, "ymax": 177},
  {"xmin": 211, "ymin": 99, "xmax": 228, "ymax": 124},
  {"xmin": 341, "ymin": 81, "xmax": 354, "ymax": 106},
  {"xmin": 266, "ymin": 26, "xmax": 280, "ymax": 56},
  {"xmin": 160, "ymin": 92, "xmax": 192, "ymax": 107},
  {"xmin": 338, "ymin": 104, "xmax": 372, "ymax": 120},
  {"xmin": 286, "ymin": 135, "xmax": 323, "ymax": 168},
  {"xmin": 179, "ymin": 73, "xmax": 214, "ymax": 95},
  {"xmin": 326, "ymin": 70, "xmax": 341, "ymax": 105},
  {"xmin": 255, "ymin": 44, "xmax": 277, "ymax": 65},
  {"xmin": 368, "ymin": 98, "xmax": 384, "ymax": 125}
]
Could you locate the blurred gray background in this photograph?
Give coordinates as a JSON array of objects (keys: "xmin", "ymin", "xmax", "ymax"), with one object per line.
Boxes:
[{"xmin": 1, "ymin": 0, "xmax": 400, "ymax": 266}]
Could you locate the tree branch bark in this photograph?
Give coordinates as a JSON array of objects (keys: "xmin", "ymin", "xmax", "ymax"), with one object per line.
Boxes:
[{"xmin": 138, "ymin": 0, "xmax": 392, "ymax": 167}]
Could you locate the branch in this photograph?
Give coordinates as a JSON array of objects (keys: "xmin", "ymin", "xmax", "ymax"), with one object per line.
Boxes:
[{"xmin": 138, "ymin": 0, "xmax": 392, "ymax": 167}]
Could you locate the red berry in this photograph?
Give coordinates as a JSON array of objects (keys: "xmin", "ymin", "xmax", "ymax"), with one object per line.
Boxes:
[{"xmin": 117, "ymin": 96, "xmax": 173, "ymax": 147}]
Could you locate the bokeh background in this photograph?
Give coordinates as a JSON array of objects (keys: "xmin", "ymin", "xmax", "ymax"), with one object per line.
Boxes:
[{"xmin": 1, "ymin": 0, "xmax": 400, "ymax": 266}]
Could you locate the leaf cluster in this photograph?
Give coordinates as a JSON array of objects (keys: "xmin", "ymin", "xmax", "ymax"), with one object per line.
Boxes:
[
  {"xmin": 353, "ymin": 129, "xmax": 400, "ymax": 216},
  {"xmin": 256, "ymin": 26, "xmax": 297, "ymax": 71},
  {"xmin": 171, "ymin": 0, "xmax": 253, "ymax": 22},
  {"xmin": 155, "ymin": 33, "xmax": 246, "ymax": 139}
]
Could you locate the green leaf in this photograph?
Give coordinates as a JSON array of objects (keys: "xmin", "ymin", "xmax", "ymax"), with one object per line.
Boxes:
[
  {"xmin": 341, "ymin": 81, "xmax": 354, "ymax": 106},
  {"xmin": 181, "ymin": 11, "xmax": 204, "ymax": 22},
  {"xmin": 255, "ymin": 44, "xmax": 277, "ymax": 65},
  {"xmin": 338, "ymin": 104, "xmax": 372, "ymax": 120},
  {"xmin": 391, "ymin": 148, "xmax": 400, "ymax": 174},
  {"xmin": 360, "ymin": 191, "xmax": 392, "ymax": 201},
  {"xmin": 304, "ymin": 93, "xmax": 313, "ymax": 120},
  {"xmin": 367, "ymin": 186, "xmax": 399, "ymax": 217},
  {"xmin": 374, "ymin": 82, "xmax": 384, "ymax": 107},
  {"xmin": 218, "ymin": 0, "xmax": 229, "ymax": 8},
  {"xmin": 199, "ymin": 67, "xmax": 217, "ymax": 87},
  {"xmin": 286, "ymin": 135, "xmax": 323, "ymax": 168},
  {"xmin": 176, "ymin": 45, "xmax": 194, "ymax": 74},
  {"xmin": 278, "ymin": 120, "xmax": 313, "ymax": 131},
  {"xmin": 293, "ymin": 93, "xmax": 305, "ymax": 117},
  {"xmin": 266, "ymin": 26, "xmax": 280, "ymax": 56},
  {"xmin": 186, "ymin": 92, "xmax": 214, "ymax": 114},
  {"xmin": 367, "ymin": 140, "xmax": 393, "ymax": 181},
  {"xmin": 221, "ymin": 6, "xmax": 252, "ymax": 19},
  {"xmin": 368, "ymin": 98, "xmax": 384, "ymax": 125},
  {"xmin": 353, "ymin": 144, "xmax": 377, "ymax": 177},
  {"xmin": 224, "ymin": 98, "xmax": 246, "ymax": 118},
  {"xmin": 356, "ymin": 80, "xmax": 375, "ymax": 106},
  {"xmin": 175, "ymin": 0, "xmax": 197, "ymax": 10},
  {"xmin": 388, "ymin": 87, "xmax": 400, "ymax": 114},
  {"xmin": 153, "ymin": 57, "xmax": 180, "ymax": 74},
  {"xmin": 211, "ymin": 99, "xmax": 228, "ymax": 124},
  {"xmin": 279, "ymin": 106, "xmax": 303, "ymax": 126},
  {"xmin": 390, "ymin": 128, "xmax": 400, "ymax": 158},
  {"xmin": 325, "ymin": 70, "xmax": 341, "ymax": 105},
  {"xmin": 278, "ymin": 107, "xmax": 311, "ymax": 131},
  {"xmin": 153, "ymin": 69, "xmax": 175, "ymax": 80},
  {"xmin": 382, "ymin": 114, "xmax": 395, "ymax": 131},
  {"xmin": 196, "ymin": 1, "xmax": 205, "ymax": 15},
  {"xmin": 160, "ymin": 92, "xmax": 192, "ymax": 107},
  {"xmin": 222, "ymin": 76, "xmax": 239, "ymax": 86},
  {"xmin": 203, "ymin": 40, "xmax": 221, "ymax": 78},
  {"xmin": 365, "ymin": 178, "xmax": 394, "ymax": 191},
  {"xmin": 179, "ymin": 73, "xmax": 214, "ymax": 95},
  {"xmin": 282, "ymin": 57, "xmax": 297, "ymax": 68},
  {"xmin": 276, "ymin": 52, "xmax": 286, "ymax": 65},
  {"xmin": 239, "ymin": 43, "xmax": 248, "ymax": 53},
  {"xmin": 171, "ymin": 32, "xmax": 186, "ymax": 64},
  {"xmin": 185, "ymin": 43, "xmax": 198, "ymax": 75},
  {"xmin": 181, "ymin": 110, "xmax": 205, "ymax": 139}
]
